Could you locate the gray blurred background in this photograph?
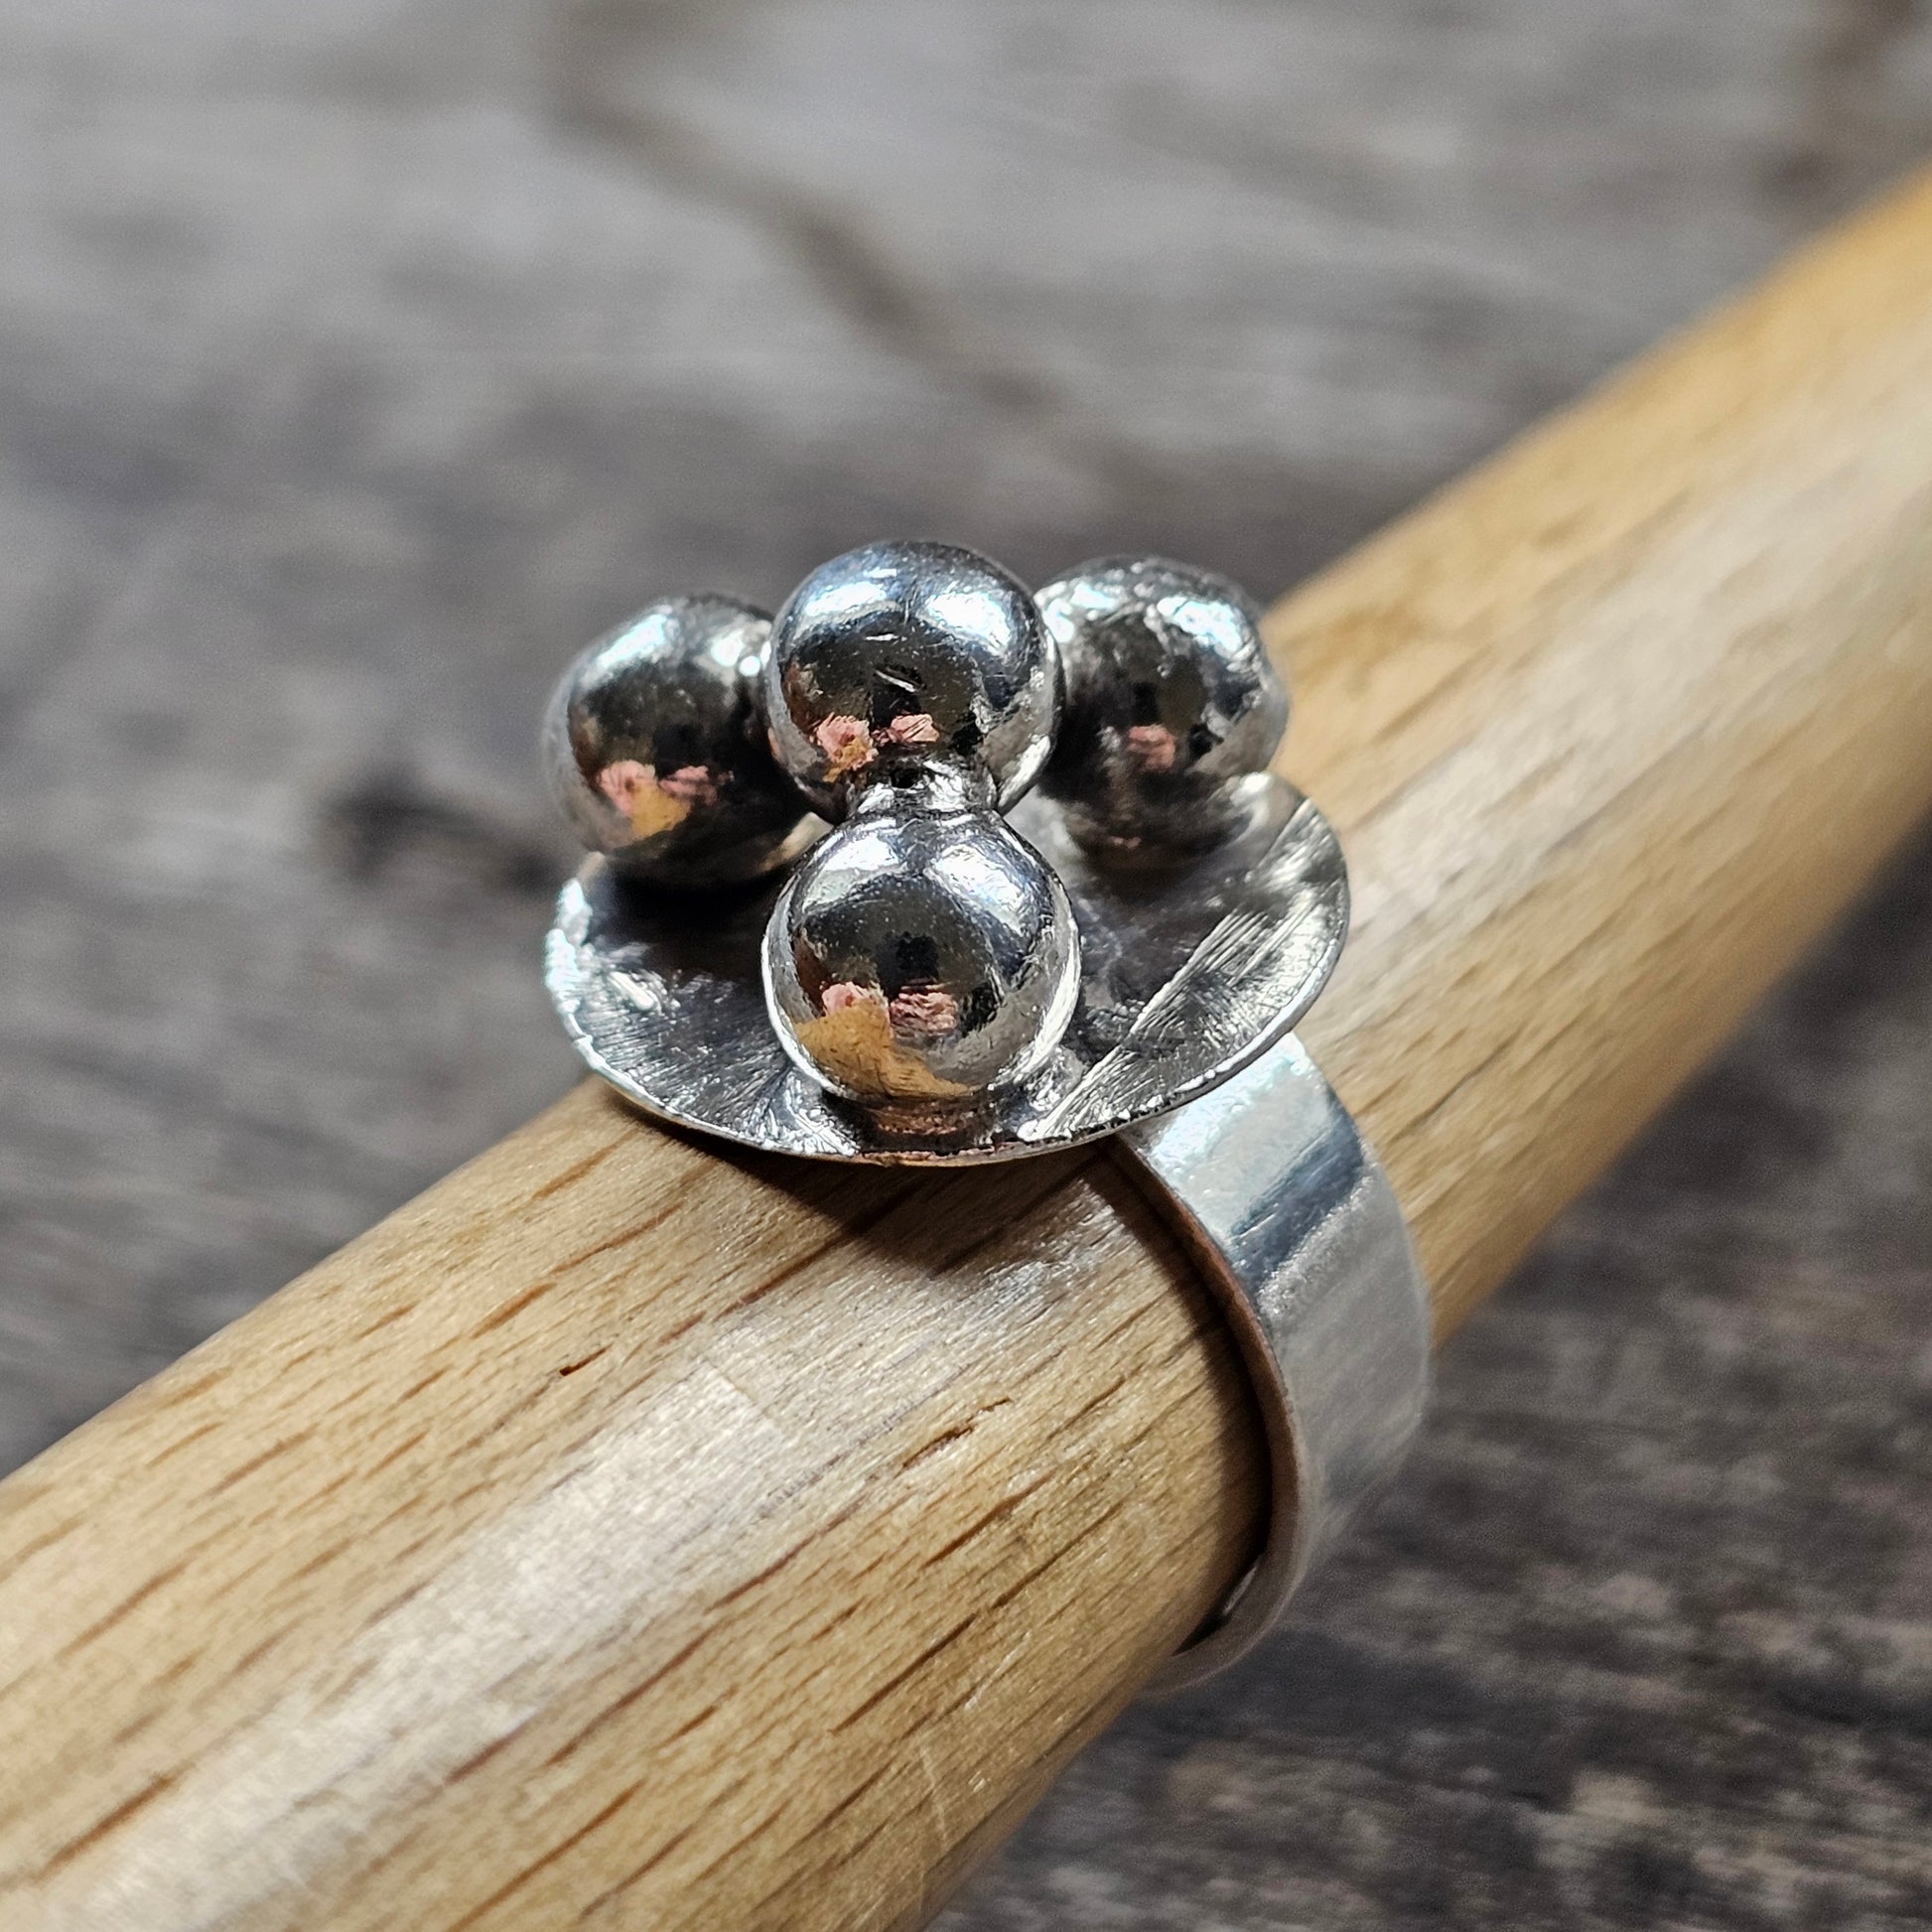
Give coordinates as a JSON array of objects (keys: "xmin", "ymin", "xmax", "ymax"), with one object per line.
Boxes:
[{"xmin": 3, "ymin": 3, "xmax": 1931, "ymax": 1926}]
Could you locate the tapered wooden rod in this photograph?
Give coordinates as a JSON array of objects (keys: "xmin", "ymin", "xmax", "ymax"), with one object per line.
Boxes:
[{"xmin": 5, "ymin": 170, "xmax": 1932, "ymax": 1932}]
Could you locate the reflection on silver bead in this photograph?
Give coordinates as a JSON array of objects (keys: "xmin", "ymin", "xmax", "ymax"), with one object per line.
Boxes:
[
  {"xmin": 762, "ymin": 540, "xmax": 1059, "ymax": 820},
  {"xmin": 543, "ymin": 594, "xmax": 816, "ymax": 887},
  {"xmin": 762, "ymin": 783, "xmax": 1081, "ymax": 1106},
  {"xmin": 1036, "ymin": 557, "xmax": 1289, "ymax": 856}
]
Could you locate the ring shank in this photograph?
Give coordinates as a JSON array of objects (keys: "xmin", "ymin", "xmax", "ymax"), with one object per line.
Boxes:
[{"xmin": 1117, "ymin": 1035, "xmax": 1431, "ymax": 1693}]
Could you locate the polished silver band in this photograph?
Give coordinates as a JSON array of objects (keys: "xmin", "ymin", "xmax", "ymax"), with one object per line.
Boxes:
[{"xmin": 1119, "ymin": 1034, "xmax": 1431, "ymax": 1694}]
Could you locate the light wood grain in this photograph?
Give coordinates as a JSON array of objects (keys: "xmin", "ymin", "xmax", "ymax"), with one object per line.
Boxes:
[
  {"xmin": 0, "ymin": 1108, "xmax": 1264, "ymax": 1931},
  {"xmin": 5, "ymin": 164, "xmax": 1932, "ymax": 1932},
  {"xmin": 1290, "ymin": 160, "xmax": 1932, "ymax": 1331}
]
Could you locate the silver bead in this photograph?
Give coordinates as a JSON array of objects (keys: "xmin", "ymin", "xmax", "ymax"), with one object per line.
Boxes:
[
  {"xmin": 762, "ymin": 783, "xmax": 1081, "ymax": 1106},
  {"xmin": 762, "ymin": 539, "xmax": 1059, "ymax": 820},
  {"xmin": 542, "ymin": 594, "xmax": 816, "ymax": 887},
  {"xmin": 1036, "ymin": 557, "xmax": 1289, "ymax": 855}
]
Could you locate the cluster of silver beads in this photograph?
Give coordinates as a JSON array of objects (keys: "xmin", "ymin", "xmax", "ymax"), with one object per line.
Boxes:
[{"xmin": 543, "ymin": 540, "xmax": 1288, "ymax": 1115}]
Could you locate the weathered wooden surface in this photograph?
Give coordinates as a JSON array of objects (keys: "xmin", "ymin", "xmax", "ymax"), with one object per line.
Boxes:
[{"xmin": 1, "ymin": 1, "xmax": 1929, "ymax": 1925}]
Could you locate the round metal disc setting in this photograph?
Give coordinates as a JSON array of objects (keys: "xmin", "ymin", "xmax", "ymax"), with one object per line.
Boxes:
[{"xmin": 544, "ymin": 772, "xmax": 1347, "ymax": 1164}]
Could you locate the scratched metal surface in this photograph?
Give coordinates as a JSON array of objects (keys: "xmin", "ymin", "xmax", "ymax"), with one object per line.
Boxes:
[
  {"xmin": 1, "ymin": 2, "xmax": 1929, "ymax": 1925},
  {"xmin": 548, "ymin": 779, "xmax": 1347, "ymax": 1161}
]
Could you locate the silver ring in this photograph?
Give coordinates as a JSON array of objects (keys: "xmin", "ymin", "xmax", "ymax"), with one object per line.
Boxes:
[
  {"xmin": 1120, "ymin": 1035, "xmax": 1431, "ymax": 1693},
  {"xmin": 537, "ymin": 542, "xmax": 1432, "ymax": 1688}
]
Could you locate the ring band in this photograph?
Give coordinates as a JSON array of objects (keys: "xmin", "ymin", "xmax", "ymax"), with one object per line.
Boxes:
[{"xmin": 1119, "ymin": 1035, "xmax": 1431, "ymax": 1693}]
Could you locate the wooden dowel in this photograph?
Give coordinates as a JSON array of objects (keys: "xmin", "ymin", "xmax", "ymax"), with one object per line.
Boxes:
[{"xmin": 6, "ymin": 168, "xmax": 1932, "ymax": 1932}]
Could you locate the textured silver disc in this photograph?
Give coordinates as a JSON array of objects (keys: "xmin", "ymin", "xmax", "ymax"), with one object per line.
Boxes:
[{"xmin": 543, "ymin": 772, "xmax": 1347, "ymax": 1165}]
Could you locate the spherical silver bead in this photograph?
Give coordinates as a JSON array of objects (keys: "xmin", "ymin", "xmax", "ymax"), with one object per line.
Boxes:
[
  {"xmin": 762, "ymin": 540, "xmax": 1059, "ymax": 820},
  {"xmin": 762, "ymin": 787, "xmax": 1081, "ymax": 1106},
  {"xmin": 1036, "ymin": 557, "xmax": 1289, "ymax": 855},
  {"xmin": 542, "ymin": 594, "xmax": 816, "ymax": 887}
]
